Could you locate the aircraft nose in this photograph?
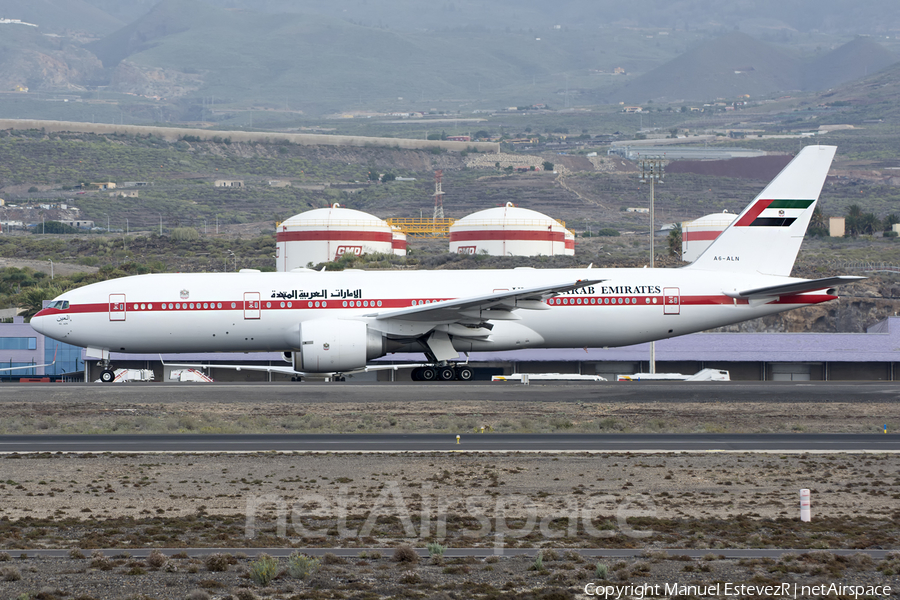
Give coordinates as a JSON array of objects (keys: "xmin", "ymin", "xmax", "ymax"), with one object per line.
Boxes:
[{"xmin": 30, "ymin": 312, "xmax": 47, "ymax": 335}]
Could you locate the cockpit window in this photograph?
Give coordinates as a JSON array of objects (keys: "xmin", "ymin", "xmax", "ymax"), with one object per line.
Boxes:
[{"xmin": 47, "ymin": 300, "xmax": 69, "ymax": 310}]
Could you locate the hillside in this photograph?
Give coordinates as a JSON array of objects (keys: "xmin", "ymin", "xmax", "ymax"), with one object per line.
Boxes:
[
  {"xmin": 799, "ymin": 59, "xmax": 900, "ymax": 129},
  {"xmin": 803, "ymin": 37, "xmax": 898, "ymax": 91},
  {"xmin": 84, "ymin": 0, "xmax": 689, "ymax": 115},
  {"xmin": 610, "ymin": 32, "xmax": 802, "ymax": 103}
]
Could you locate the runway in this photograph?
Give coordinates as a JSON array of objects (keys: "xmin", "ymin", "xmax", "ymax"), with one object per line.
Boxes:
[
  {"xmin": 3, "ymin": 380, "xmax": 900, "ymax": 404},
  {"xmin": 0, "ymin": 432, "xmax": 897, "ymax": 453}
]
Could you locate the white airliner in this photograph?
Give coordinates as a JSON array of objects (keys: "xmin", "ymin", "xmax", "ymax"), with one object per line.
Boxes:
[{"xmin": 32, "ymin": 145, "xmax": 861, "ymax": 382}]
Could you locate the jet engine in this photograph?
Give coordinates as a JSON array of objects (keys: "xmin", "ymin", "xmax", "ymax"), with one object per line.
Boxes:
[{"xmin": 289, "ymin": 319, "xmax": 386, "ymax": 373}]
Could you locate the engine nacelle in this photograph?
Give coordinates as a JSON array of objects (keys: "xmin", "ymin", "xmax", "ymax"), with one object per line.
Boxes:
[{"xmin": 291, "ymin": 319, "xmax": 385, "ymax": 373}]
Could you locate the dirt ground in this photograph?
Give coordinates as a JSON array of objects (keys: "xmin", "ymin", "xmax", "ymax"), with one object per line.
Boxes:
[
  {"xmin": 0, "ymin": 400, "xmax": 898, "ymax": 599},
  {"xmin": 1, "ymin": 398, "xmax": 897, "ymax": 435}
]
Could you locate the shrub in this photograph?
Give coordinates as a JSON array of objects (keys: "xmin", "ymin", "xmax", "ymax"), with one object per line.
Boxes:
[
  {"xmin": 287, "ymin": 553, "xmax": 320, "ymax": 579},
  {"xmin": 399, "ymin": 571, "xmax": 422, "ymax": 583},
  {"xmin": 90, "ymin": 551, "xmax": 113, "ymax": 571},
  {"xmin": 392, "ymin": 545, "xmax": 419, "ymax": 564},
  {"xmin": 171, "ymin": 227, "xmax": 200, "ymax": 241},
  {"xmin": 0, "ymin": 552, "xmax": 9, "ymax": 561},
  {"xmin": 322, "ymin": 552, "xmax": 346, "ymax": 565},
  {"xmin": 204, "ymin": 553, "xmax": 230, "ymax": 572},
  {"xmin": 248, "ymin": 554, "xmax": 278, "ymax": 585},
  {"xmin": 69, "ymin": 549, "xmax": 85, "ymax": 560},
  {"xmin": 187, "ymin": 591, "xmax": 210, "ymax": 600},
  {"xmin": 1, "ymin": 565, "xmax": 21, "ymax": 581},
  {"xmin": 529, "ymin": 551, "xmax": 545, "ymax": 572},
  {"xmin": 426, "ymin": 543, "xmax": 446, "ymax": 559},
  {"xmin": 146, "ymin": 550, "xmax": 167, "ymax": 569},
  {"xmin": 234, "ymin": 590, "xmax": 257, "ymax": 600},
  {"xmin": 596, "ymin": 563, "xmax": 608, "ymax": 579}
]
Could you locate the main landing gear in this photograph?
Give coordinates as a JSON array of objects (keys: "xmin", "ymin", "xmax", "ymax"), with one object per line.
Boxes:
[{"xmin": 411, "ymin": 365, "xmax": 474, "ymax": 382}]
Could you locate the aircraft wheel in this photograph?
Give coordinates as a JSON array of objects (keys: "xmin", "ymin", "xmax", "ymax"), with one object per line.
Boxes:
[
  {"xmin": 455, "ymin": 366, "xmax": 474, "ymax": 381},
  {"xmin": 438, "ymin": 366, "xmax": 456, "ymax": 381},
  {"xmin": 100, "ymin": 369, "xmax": 115, "ymax": 383},
  {"xmin": 419, "ymin": 367, "xmax": 438, "ymax": 381}
]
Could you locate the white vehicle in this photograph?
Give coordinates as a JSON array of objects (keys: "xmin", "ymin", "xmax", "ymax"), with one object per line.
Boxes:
[
  {"xmin": 31, "ymin": 146, "xmax": 860, "ymax": 383},
  {"xmin": 492, "ymin": 373, "xmax": 607, "ymax": 382},
  {"xmin": 93, "ymin": 368, "xmax": 155, "ymax": 383},
  {"xmin": 616, "ymin": 369, "xmax": 730, "ymax": 382},
  {"xmin": 169, "ymin": 368, "xmax": 214, "ymax": 382}
]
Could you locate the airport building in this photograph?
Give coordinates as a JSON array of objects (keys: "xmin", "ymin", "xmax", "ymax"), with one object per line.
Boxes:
[{"xmin": 7, "ymin": 316, "xmax": 900, "ymax": 383}]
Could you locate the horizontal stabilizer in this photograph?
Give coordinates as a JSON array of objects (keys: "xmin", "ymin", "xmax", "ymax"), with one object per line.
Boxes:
[{"xmin": 726, "ymin": 276, "xmax": 865, "ymax": 299}]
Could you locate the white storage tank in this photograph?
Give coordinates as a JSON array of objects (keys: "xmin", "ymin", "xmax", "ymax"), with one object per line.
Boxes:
[
  {"xmin": 681, "ymin": 211, "xmax": 738, "ymax": 262},
  {"xmin": 391, "ymin": 227, "xmax": 407, "ymax": 256},
  {"xmin": 276, "ymin": 203, "xmax": 404, "ymax": 270},
  {"xmin": 449, "ymin": 202, "xmax": 574, "ymax": 256}
]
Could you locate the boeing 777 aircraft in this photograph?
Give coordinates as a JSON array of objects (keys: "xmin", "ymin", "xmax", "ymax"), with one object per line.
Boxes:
[{"xmin": 32, "ymin": 145, "xmax": 860, "ymax": 382}]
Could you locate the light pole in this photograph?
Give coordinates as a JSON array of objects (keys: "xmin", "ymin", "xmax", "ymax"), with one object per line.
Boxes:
[
  {"xmin": 47, "ymin": 259, "xmax": 53, "ymax": 280},
  {"xmin": 638, "ymin": 155, "xmax": 666, "ymax": 374}
]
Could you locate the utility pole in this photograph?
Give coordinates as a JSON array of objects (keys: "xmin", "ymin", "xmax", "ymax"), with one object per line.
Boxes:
[{"xmin": 638, "ymin": 155, "xmax": 666, "ymax": 374}]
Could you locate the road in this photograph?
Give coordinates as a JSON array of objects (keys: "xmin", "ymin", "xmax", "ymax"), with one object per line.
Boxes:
[
  {"xmin": 0, "ymin": 432, "xmax": 896, "ymax": 453},
  {"xmin": 3, "ymin": 380, "xmax": 900, "ymax": 405}
]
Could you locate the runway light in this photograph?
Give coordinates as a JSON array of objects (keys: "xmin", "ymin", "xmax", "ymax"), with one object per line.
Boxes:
[{"xmin": 456, "ymin": 435, "xmax": 460, "ymax": 445}]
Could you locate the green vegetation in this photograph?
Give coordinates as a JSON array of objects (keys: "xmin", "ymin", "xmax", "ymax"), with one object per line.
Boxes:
[
  {"xmin": 248, "ymin": 554, "xmax": 278, "ymax": 585},
  {"xmin": 287, "ymin": 553, "xmax": 321, "ymax": 580}
]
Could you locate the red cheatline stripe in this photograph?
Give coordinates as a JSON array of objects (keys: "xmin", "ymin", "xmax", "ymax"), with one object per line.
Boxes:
[
  {"xmin": 450, "ymin": 230, "xmax": 566, "ymax": 242},
  {"xmin": 734, "ymin": 199, "xmax": 773, "ymax": 227},
  {"xmin": 682, "ymin": 231, "xmax": 721, "ymax": 242},
  {"xmin": 277, "ymin": 231, "xmax": 392, "ymax": 242},
  {"xmin": 392, "ymin": 240, "xmax": 407, "ymax": 250},
  {"xmin": 564, "ymin": 240, "xmax": 574, "ymax": 249},
  {"xmin": 36, "ymin": 293, "xmax": 837, "ymax": 319}
]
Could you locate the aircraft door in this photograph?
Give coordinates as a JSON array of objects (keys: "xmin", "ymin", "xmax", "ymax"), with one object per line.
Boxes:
[
  {"xmin": 663, "ymin": 287, "xmax": 681, "ymax": 315},
  {"xmin": 244, "ymin": 292, "xmax": 261, "ymax": 319},
  {"xmin": 109, "ymin": 294, "xmax": 126, "ymax": 321}
]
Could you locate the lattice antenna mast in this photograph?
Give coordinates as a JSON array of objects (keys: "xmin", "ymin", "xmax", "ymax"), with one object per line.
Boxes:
[{"xmin": 433, "ymin": 169, "xmax": 445, "ymax": 221}]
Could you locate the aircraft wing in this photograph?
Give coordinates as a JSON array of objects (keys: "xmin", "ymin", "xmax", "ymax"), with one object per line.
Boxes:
[
  {"xmin": 159, "ymin": 356, "xmax": 427, "ymax": 378},
  {"xmin": 366, "ymin": 278, "xmax": 605, "ymax": 322},
  {"xmin": 0, "ymin": 346, "xmax": 56, "ymax": 373},
  {"xmin": 726, "ymin": 276, "xmax": 865, "ymax": 299}
]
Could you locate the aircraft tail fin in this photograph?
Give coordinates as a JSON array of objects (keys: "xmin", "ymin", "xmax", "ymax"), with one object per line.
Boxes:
[{"xmin": 687, "ymin": 145, "xmax": 836, "ymax": 276}]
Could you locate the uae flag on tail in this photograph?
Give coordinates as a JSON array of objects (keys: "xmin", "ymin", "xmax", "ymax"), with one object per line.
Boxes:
[{"xmin": 734, "ymin": 199, "xmax": 814, "ymax": 227}]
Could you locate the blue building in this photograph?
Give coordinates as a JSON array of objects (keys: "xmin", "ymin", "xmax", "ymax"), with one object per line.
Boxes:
[{"xmin": 0, "ymin": 316, "xmax": 83, "ymax": 379}]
